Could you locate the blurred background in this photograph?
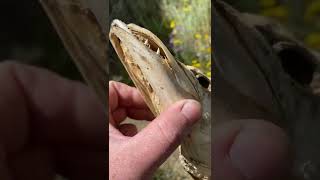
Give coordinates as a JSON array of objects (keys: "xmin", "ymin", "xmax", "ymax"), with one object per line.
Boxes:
[
  {"xmin": 0, "ymin": 1, "xmax": 83, "ymax": 81},
  {"xmin": 0, "ymin": 0, "xmax": 210, "ymax": 179},
  {"xmin": 1, "ymin": 0, "xmax": 318, "ymax": 83},
  {"xmin": 224, "ymin": 0, "xmax": 320, "ymax": 51},
  {"xmin": 3, "ymin": 0, "xmax": 320, "ymax": 179},
  {"xmin": 109, "ymin": 0, "xmax": 211, "ymax": 85}
]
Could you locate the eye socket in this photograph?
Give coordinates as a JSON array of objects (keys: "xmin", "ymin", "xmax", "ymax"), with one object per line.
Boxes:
[
  {"xmin": 278, "ymin": 49, "xmax": 314, "ymax": 85},
  {"xmin": 187, "ymin": 66, "xmax": 211, "ymax": 89},
  {"xmin": 273, "ymin": 43, "xmax": 317, "ymax": 86},
  {"xmin": 196, "ymin": 75, "xmax": 210, "ymax": 88},
  {"xmin": 253, "ymin": 26, "xmax": 317, "ymax": 86}
]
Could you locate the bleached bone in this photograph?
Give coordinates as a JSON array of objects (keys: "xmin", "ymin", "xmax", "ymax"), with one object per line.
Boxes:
[{"xmin": 109, "ymin": 19, "xmax": 211, "ymax": 179}]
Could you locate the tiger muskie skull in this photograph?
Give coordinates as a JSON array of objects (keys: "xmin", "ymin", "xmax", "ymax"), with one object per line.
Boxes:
[{"xmin": 109, "ymin": 19, "xmax": 211, "ymax": 179}]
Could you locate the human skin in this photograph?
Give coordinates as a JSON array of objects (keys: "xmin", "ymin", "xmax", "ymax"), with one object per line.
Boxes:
[
  {"xmin": 109, "ymin": 81, "xmax": 290, "ymax": 180},
  {"xmin": 0, "ymin": 61, "xmax": 289, "ymax": 180},
  {"xmin": 108, "ymin": 81, "xmax": 202, "ymax": 180},
  {"xmin": 0, "ymin": 61, "xmax": 106, "ymax": 180},
  {"xmin": 213, "ymin": 119, "xmax": 290, "ymax": 180}
]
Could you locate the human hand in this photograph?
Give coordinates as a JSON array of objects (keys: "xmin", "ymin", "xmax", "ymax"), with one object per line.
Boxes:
[
  {"xmin": 108, "ymin": 81, "xmax": 201, "ymax": 180},
  {"xmin": 213, "ymin": 119, "xmax": 290, "ymax": 180},
  {"xmin": 0, "ymin": 62, "xmax": 106, "ymax": 180}
]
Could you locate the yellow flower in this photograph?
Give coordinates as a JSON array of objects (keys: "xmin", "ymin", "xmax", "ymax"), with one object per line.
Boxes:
[
  {"xmin": 206, "ymin": 47, "xmax": 211, "ymax": 53},
  {"xmin": 192, "ymin": 59, "xmax": 198, "ymax": 64},
  {"xmin": 173, "ymin": 39, "xmax": 182, "ymax": 45},
  {"xmin": 204, "ymin": 34, "xmax": 210, "ymax": 40},
  {"xmin": 206, "ymin": 72, "xmax": 211, "ymax": 77},
  {"xmin": 183, "ymin": 5, "xmax": 192, "ymax": 12},
  {"xmin": 194, "ymin": 33, "xmax": 202, "ymax": 39},
  {"xmin": 193, "ymin": 63, "xmax": 201, "ymax": 68},
  {"xmin": 170, "ymin": 20, "xmax": 175, "ymax": 28},
  {"xmin": 206, "ymin": 61, "xmax": 211, "ymax": 67}
]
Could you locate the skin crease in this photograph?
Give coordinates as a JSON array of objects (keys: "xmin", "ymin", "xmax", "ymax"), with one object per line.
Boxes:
[{"xmin": 0, "ymin": 61, "xmax": 289, "ymax": 180}]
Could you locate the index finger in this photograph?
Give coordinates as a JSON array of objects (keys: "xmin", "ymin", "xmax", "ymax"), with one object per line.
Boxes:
[
  {"xmin": 109, "ymin": 81, "xmax": 150, "ymax": 112},
  {"xmin": 108, "ymin": 81, "xmax": 154, "ymax": 125}
]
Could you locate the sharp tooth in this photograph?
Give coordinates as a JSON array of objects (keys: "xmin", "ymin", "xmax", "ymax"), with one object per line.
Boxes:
[
  {"xmin": 144, "ymin": 39, "xmax": 148, "ymax": 45},
  {"xmin": 156, "ymin": 48, "xmax": 160, "ymax": 54}
]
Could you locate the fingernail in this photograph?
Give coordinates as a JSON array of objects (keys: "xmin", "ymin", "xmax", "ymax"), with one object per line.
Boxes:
[{"xmin": 181, "ymin": 100, "xmax": 201, "ymax": 125}]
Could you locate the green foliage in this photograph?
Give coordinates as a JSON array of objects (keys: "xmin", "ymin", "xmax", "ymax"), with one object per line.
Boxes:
[
  {"xmin": 110, "ymin": 0, "xmax": 170, "ymax": 40},
  {"xmin": 162, "ymin": 0, "xmax": 211, "ymax": 77}
]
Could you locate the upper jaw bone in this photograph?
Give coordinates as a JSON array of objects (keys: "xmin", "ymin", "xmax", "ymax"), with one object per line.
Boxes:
[
  {"xmin": 111, "ymin": 19, "xmax": 132, "ymax": 34},
  {"xmin": 109, "ymin": 19, "xmax": 202, "ymax": 112}
]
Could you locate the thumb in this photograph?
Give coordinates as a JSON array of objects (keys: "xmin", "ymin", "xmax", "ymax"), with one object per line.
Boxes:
[{"xmin": 131, "ymin": 99, "xmax": 201, "ymax": 172}]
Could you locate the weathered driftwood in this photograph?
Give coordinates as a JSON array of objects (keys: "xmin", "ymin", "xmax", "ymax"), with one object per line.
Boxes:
[
  {"xmin": 109, "ymin": 19, "xmax": 211, "ymax": 179},
  {"xmin": 214, "ymin": 1, "xmax": 320, "ymax": 179},
  {"xmin": 39, "ymin": 0, "xmax": 108, "ymax": 103}
]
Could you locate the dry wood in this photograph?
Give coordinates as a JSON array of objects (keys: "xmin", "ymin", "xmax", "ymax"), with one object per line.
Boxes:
[
  {"xmin": 109, "ymin": 19, "xmax": 211, "ymax": 179},
  {"xmin": 214, "ymin": 1, "xmax": 320, "ymax": 179}
]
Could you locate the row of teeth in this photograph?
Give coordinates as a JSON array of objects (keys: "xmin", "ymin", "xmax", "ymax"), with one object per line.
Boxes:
[
  {"xmin": 143, "ymin": 39, "xmax": 160, "ymax": 55},
  {"xmin": 131, "ymin": 31, "xmax": 162, "ymax": 57}
]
